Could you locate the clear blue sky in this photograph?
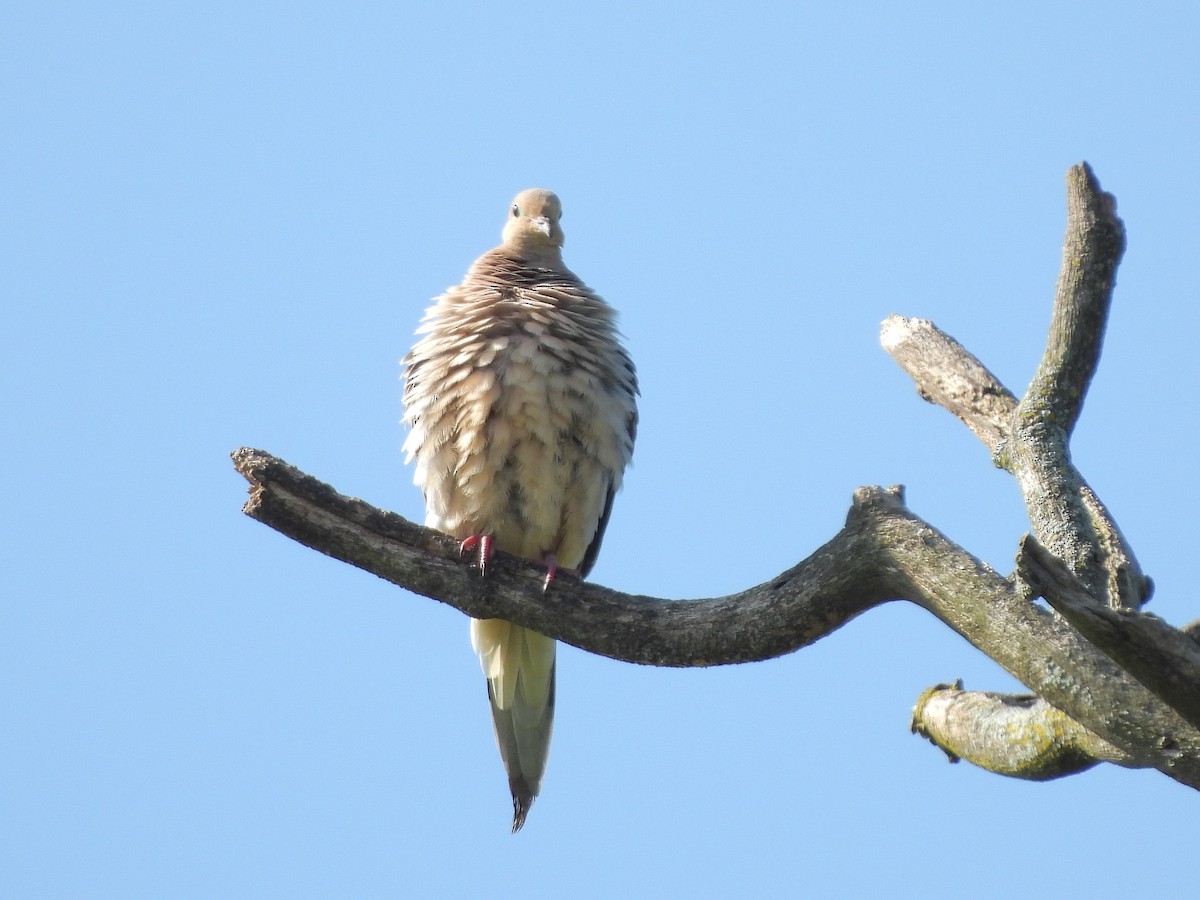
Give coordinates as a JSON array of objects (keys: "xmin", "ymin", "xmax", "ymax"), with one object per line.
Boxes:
[{"xmin": 5, "ymin": 3, "xmax": 1198, "ymax": 897}]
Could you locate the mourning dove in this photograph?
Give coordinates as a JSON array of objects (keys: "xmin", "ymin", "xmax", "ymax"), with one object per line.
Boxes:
[{"xmin": 401, "ymin": 189, "xmax": 638, "ymax": 831}]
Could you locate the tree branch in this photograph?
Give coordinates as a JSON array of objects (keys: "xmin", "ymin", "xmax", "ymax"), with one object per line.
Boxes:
[
  {"xmin": 883, "ymin": 165, "xmax": 1145, "ymax": 611},
  {"xmin": 1019, "ymin": 536, "xmax": 1200, "ymax": 731},
  {"xmin": 232, "ymin": 447, "xmax": 1200, "ymax": 789},
  {"xmin": 232, "ymin": 447, "xmax": 882, "ymax": 667},
  {"xmin": 910, "ymin": 683, "xmax": 1123, "ymax": 777},
  {"xmin": 877, "ymin": 164, "xmax": 1166, "ymax": 778},
  {"xmin": 1024, "ymin": 161, "xmax": 1125, "ymax": 440},
  {"xmin": 879, "ymin": 315, "xmax": 1016, "ymax": 456},
  {"xmin": 1011, "ymin": 164, "xmax": 1144, "ymax": 610}
]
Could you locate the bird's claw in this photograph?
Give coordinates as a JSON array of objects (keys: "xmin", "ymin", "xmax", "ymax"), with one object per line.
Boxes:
[
  {"xmin": 460, "ymin": 534, "xmax": 494, "ymax": 575},
  {"xmin": 540, "ymin": 553, "xmax": 580, "ymax": 592},
  {"xmin": 459, "ymin": 539, "xmax": 579, "ymax": 588}
]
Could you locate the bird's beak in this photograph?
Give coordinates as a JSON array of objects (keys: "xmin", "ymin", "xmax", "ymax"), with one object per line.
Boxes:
[{"xmin": 531, "ymin": 216, "xmax": 552, "ymax": 237}]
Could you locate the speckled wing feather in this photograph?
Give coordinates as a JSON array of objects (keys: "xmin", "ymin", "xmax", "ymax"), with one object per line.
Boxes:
[{"xmin": 401, "ymin": 189, "xmax": 637, "ymax": 831}]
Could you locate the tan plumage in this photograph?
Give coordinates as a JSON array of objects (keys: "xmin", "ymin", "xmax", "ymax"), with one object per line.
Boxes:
[{"xmin": 401, "ymin": 189, "xmax": 637, "ymax": 831}]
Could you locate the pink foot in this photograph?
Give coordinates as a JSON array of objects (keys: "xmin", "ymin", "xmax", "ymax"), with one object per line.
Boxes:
[
  {"xmin": 540, "ymin": 552, "xmax": 580, "ymax": 592},
  {"xmin": 460, "ymin": 534, "xmax": 495, "ymax": 576}
]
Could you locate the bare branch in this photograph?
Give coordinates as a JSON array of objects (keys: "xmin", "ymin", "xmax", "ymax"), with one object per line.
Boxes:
[
  {"xmin": 1020, "ymin": 536, "xmax": 1200, "ymax": 731},
  {"xmin": 879, "ymin": 164, "xmax": 1155, "ymax": 776},
  {"xmin": 884, "ymin": 165, "xmax": 1144, "ymax": 612},
  {"xmin": 879, "ymin": 315, "xmax": 1016, "ymax": 455},
  {"xmin": 231, "ymin": 447, "xmax": 882, "ymax": 667},
  {"xmin": 911, "ymin": 683, "xmax": 1127, "ymax": 776},
  {"xmin": 232, "ymin": 447, "xmax": 1200, "ymax": 789},
  {"xmin": 1008, "ymin": 165, "xmax": 1144, "ymax": 610},
  {"xmin": 1023, "ymin": 161, "xmax": 1126, "ymax": 439}
]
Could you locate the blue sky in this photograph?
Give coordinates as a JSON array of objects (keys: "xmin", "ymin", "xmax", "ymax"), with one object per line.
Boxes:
[{"xmin": 4, "ymin": 2, "xmax": 1198, "ymax": 897}]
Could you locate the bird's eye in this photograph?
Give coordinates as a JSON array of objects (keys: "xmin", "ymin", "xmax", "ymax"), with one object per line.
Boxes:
[{"xmin": 511, "ymin": 204, "xmax": 520, "ymax": 218}]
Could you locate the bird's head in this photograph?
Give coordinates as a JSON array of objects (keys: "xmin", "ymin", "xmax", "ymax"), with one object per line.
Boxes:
[{"xmin": 502, "ymin": 188, "xmax": 565, "ymax": 261}]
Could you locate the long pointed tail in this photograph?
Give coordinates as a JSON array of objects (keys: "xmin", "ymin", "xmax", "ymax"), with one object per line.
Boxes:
[{"xmin": 470, "ymin": 618, "xmax": 556, "ymax": 832}]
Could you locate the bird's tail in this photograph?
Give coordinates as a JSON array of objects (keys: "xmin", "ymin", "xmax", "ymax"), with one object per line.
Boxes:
[{"xmin": 469, "ymin": 618, "xmax": 556, "ymax": 832}]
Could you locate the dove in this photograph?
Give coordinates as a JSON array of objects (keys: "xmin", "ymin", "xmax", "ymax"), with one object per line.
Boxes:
[{"xmin": 401, "ymin": 188, "xmax": 638, "ymax": 831}]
